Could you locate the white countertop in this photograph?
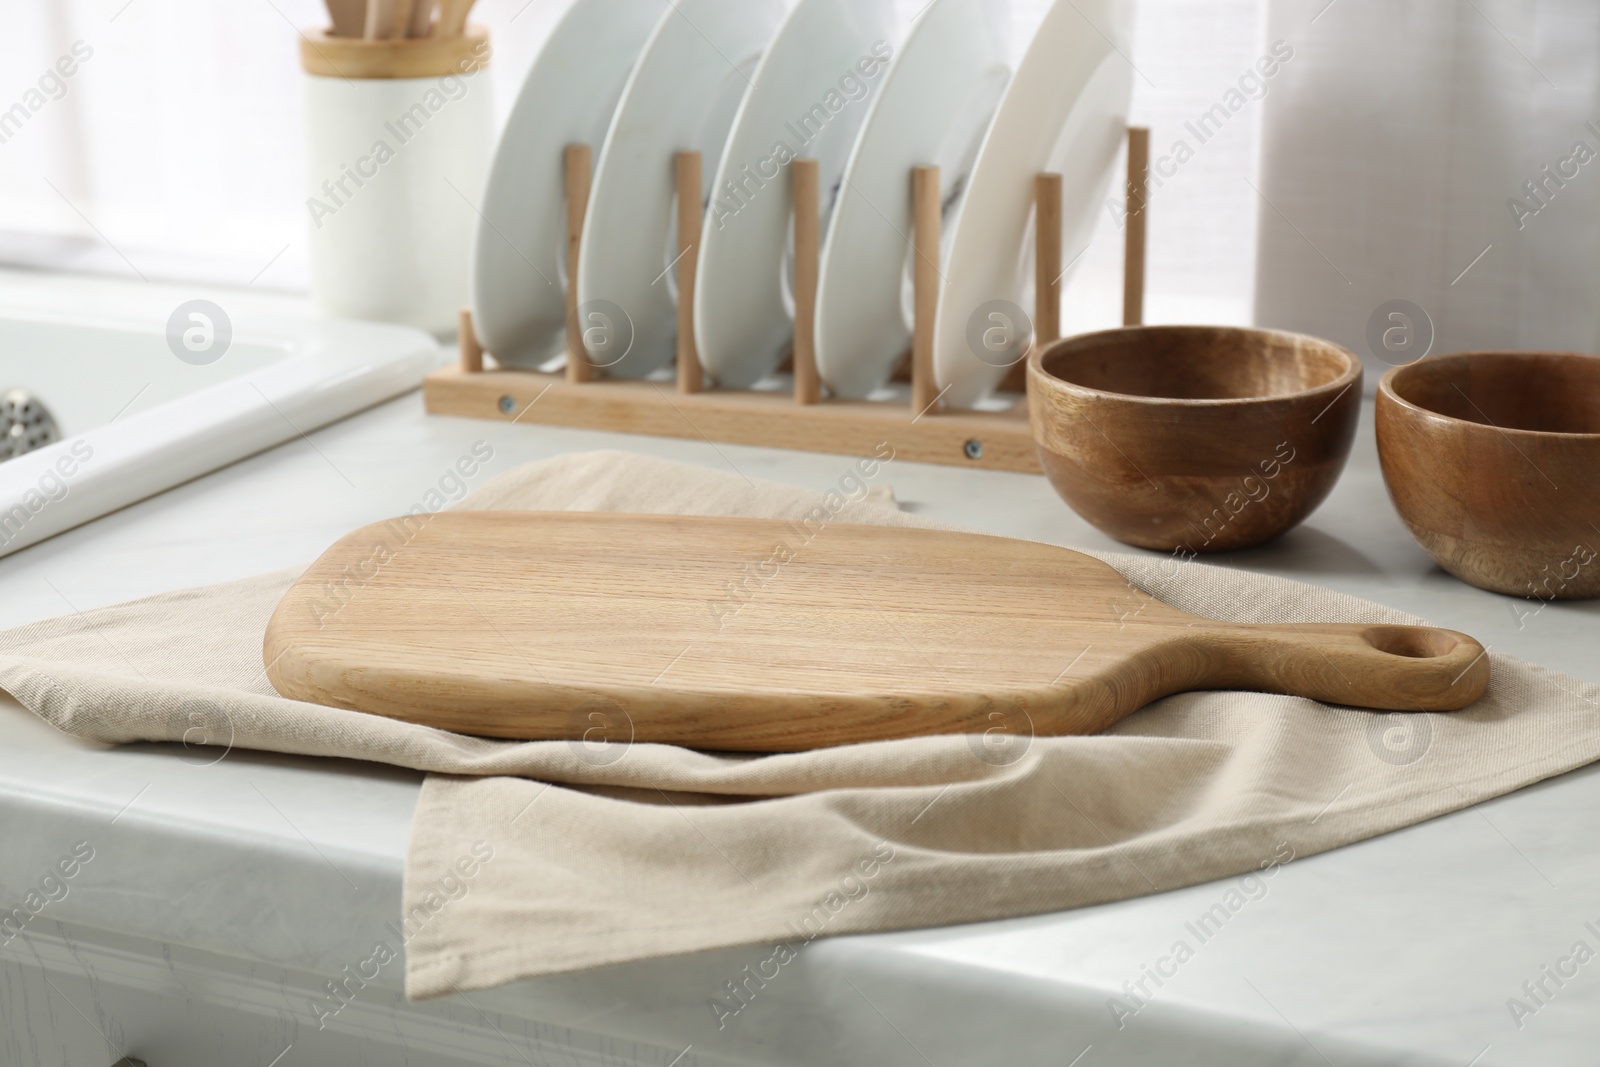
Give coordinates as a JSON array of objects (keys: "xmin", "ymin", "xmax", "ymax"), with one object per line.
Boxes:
[{"xmin": 4, "ymin": 310, "xmax": 1600, "ymax": 1065}]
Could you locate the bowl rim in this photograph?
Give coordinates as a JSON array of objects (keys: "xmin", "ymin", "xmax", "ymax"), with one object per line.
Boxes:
[
  {"xmin": 1378, "ymin": 349, "xmax": 1600, "ymax": 441},
  {"xmin": 1028, "ymin": 324, "xmax": 1362, "ymax": 408}
]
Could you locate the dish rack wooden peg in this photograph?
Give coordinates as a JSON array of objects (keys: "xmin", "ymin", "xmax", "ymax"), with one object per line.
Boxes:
[
  {"xmin": 564, "ymin": 143, "xmax": 594, "ymax": 384},
  {"xmin": 425, "ymin": 126, "xmax": 1150, "ymax": 473},
  {"xmin": 1123, "ymin": 125, "xmax": 1149, "ymax": 327},
  {"xmin": 675, "ymin": 149, "xmax": 704, "ymax": 395}
]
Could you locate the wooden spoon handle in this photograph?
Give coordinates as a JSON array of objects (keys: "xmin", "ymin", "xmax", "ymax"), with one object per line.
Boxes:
[
  {"xmin": 1198, "ymin": 622, "xmax": 1490, "ymax": 712},
  {"xmin": 363, "ymin": 0, "xmax": 393, "ymax": 39},
  {"xmin": 435, "ymin": 0, "xmax": 473, "ymax": 37},
  {"xmin": 390, "ymin": 0, "xmax": 416, "ymax": 37},
  {"xmin": 406, "ymin": 0, "xmax": 435, "ymax": 36}
]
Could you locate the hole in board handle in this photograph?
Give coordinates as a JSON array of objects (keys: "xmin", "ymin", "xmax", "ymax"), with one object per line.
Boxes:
[{"xmin": 1360, "ymin": 625, "xmax": 1461, "ymax": 659}]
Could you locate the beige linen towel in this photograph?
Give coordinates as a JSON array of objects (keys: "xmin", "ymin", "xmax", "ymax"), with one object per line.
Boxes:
[{"xmin": 2, "ymin": 450, "xmax": 1598, "ymax": 1003}]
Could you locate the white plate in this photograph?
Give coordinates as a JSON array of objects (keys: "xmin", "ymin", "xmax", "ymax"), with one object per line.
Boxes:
[
  {"xmin": 577, "ymin": 0, "xmax": 786, "ymax": 378},
  {"xmin": 932, "ymin": 0, "xmax": 1133, "ymax": 407},
  {"xmin": 693, "ymin": 0, "xmax": 900, "ymax": 389},
  {"xmin": 814, "ymin": 0, "xmax": 1011, "ymax": 399},
  {"xmin": 468, "ymin": 0, "xmax": 666, "ymax": 369}
]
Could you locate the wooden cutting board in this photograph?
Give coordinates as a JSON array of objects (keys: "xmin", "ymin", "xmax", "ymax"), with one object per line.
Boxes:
[{"xmin": 264, "ymin": 512, "xmax": 1490, "ymax": 751}]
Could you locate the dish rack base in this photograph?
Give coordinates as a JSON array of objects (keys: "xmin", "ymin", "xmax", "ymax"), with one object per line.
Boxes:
[
  {"xmin": 424, "ymin": 363, "xmax": 1039, "ymax": 472},
  {"xmin": 425, "ymin": 127, "xmax": 1149, "ymax": 474}
]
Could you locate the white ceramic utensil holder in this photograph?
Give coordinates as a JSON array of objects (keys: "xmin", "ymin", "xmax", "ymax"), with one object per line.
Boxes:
[{"xmin": 299, "ymin": 30, "xmax": 493, "ymax": 335}]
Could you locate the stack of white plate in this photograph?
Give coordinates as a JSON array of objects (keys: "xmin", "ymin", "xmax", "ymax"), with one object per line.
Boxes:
[{"xmin": 469, "ymin": 0, "xmax": 1132, "ymax": 408}]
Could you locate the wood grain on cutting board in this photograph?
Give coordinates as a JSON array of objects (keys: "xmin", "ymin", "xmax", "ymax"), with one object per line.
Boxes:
[{"xmin": 264, "ymin": 513, "xmax": 1490, "ymax": 750}]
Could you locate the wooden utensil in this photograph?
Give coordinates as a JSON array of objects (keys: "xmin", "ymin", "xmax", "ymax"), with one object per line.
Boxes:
[
  {"xmin": 388, "ymin": 0, "xmax": 416, "ymax": 37},
  {"xmin": 364, "ymin": 0, "xmax": 396, "ymax": 39},
  {"xmin": 406, "ymin": 0, "xmax": 435, "ymax": 37},
  {"xmin": 1029, "ymin": 326, "xmax": 1362, "ymax": 553},
  {"xmin": 1378, "ymin": 351, "xmax": 1600, "ymax": 598},
  {"xmin": 264, "ymin": 513, "xmax": 1490, "ymax": 751},
  {"xmin": 434, "ymin": 0, "xmax": 475, "ymax": 37},
  {"xmin": 324, "ymin": 0, "xmax": 366, "ymax": 37}
]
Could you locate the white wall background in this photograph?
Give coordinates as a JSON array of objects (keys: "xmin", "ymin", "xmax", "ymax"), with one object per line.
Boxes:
[
  {"xmin": 0, "ymin": 0, "xmax": 1267, "ymax": 326},
  {"xmin": 1254, "ymin": 0, "xmax": 1600, "ymax": 378}
]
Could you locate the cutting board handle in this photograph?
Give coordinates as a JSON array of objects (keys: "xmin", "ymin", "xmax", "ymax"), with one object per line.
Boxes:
[{"xmin": 1200, "ymin": 623, "xmax": 1490, "ymax": 712}]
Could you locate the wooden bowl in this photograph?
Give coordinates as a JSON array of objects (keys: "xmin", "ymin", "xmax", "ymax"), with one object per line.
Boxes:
[
  {"xmin": 1376, "ymin": 351, "xmax": 1600, "ymax": 598},
  {"xmin": 1028, "ymin": 326, "xmax": 1362, "ymax": 552}
]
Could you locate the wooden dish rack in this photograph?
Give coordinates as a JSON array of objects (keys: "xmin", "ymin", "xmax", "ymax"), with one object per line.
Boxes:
[{"xmin": 427, "ymin": 127, "xmax": 1150, "ymax": 474}]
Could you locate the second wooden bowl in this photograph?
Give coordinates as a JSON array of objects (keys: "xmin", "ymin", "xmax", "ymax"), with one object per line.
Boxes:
[
  {"xmin": 1377, "ymin": 351, "xmax": 1600, "ymax": 599},
  {"xmin": 1028, "ymin": 326, "xmax": 1362, "ymax": 552}
]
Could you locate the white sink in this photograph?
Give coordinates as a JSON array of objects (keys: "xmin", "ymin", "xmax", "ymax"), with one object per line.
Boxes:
[{"xmin": 0, "ymin": 273, "xmax": 441, "ymax": 557}]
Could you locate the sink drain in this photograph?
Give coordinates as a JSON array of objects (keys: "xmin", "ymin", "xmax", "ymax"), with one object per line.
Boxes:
[{"xmin": 0, "ymin": 390, "xmax": 60, "ymax": 461}]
